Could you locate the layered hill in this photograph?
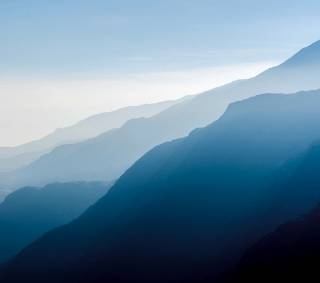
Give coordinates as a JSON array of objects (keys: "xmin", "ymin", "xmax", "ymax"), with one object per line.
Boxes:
[
  {"xmin": 0, "ymin": 181, "xmax": 111, "ymax": 264},
  {"xmin": 2, "ymin": 90, "xmax": 320, "ymax": 282},
  {"xmin": 0, "ymin": 99, "xmax": 180, "ymax": 172},
  {"xmin": 2, "ymin": 41, "xmax": 320, "ymax": 190},
  {"xmin": 223, "ymin": 142, "xmax": 320, "ymax": 282},
  {"xmin": 229, "ymin": 204, "xmax": 320, "ymax": 283}
]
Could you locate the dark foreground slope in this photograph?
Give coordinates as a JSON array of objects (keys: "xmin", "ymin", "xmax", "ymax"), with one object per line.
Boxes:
[
  {"xmin": 236, "ymin": 205, "xmax": 320, "ymax": 283},
  {"xmin": 0, "ymin": 182, "xmax": 111, "ymax": 263},
  {"xmin": 3, "ymin": 41, "xmax": 320, "ymax": 190},
  {"xmin": 209, "ymin": 142, "xmax": 320, "ymax": 283},
  {"xmin": 247, "ymin": 205, "xmax": 320, "ymax": 282},
  {"xmin": 223, "ymin": 146, "xmax": 320, "ymax": 283},
  {"xmin": 2, "ymin": 91, "xmax": 320, "ymax": 282}
]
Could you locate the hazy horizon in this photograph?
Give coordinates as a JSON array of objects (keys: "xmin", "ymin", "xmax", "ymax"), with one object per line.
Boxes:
[
  {"xmin": 3, "ymin": 3, "xmax": 320, "ymax": 282},
  {"xmin": 1, "ymin": 61, "xmax": 276, "ymax": 147},
  {"xmin": 2, "ymin": 0, "xmax": 320, "ymax": 146}
]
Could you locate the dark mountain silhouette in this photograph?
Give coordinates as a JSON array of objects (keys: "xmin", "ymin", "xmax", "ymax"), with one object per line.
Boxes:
[
  {"xmin": 221, "ymin": 143, "xmax": 320, "ymax": 282},
  {"xmin": 2, "ymin": 41, "xmax": 320, "ymax": 191},
  {"xmin": 202, "ymin": 142, "xmax": 320, "ymax": 283},
  {"xmin": 230, "ymin": 206, "xmax": 320, "ymax": 283},
  {"xmin": 0, "ymin": 181, "xmax": 111, "ymax": 264},
  {"xmin": 0, "ymin": 99, "xmax": 181, "ymax": 173},
  {"xmin": 2, "ymin": 90, "xmax": 320, "ymax": 282}
]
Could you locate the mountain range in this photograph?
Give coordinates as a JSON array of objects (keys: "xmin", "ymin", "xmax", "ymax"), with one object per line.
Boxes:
[
  {"xmin": 1, "ymin": 40, "xmax": 320, "ymax": 283},
  {"xmin": 1, "ymin": 41, "xmax": 320, "ymax": 192},
  {"xmin": 2, "ymin": 89, "xmax": 320, "ymax": 282},
  {"xmin": 0, "ymin": 99, "xmax": 181, "ymax": 173},
  {"xmin": 0, "ymin": 181, "xmax": 112, "ymax": 264}
]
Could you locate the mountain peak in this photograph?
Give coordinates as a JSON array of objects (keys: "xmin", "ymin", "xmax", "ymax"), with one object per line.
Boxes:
[{"xmin": 282, "ymin": 40, "xmax": 320, "ymax": 67}]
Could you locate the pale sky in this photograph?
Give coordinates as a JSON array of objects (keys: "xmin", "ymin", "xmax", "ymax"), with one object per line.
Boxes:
[
  {"xmin": 0, "ymin": 62, "xmax": 277, "ymax": 146},
  {"xmin": 1, "ymin": 0, "xmax": 320, "ymax": 146}
]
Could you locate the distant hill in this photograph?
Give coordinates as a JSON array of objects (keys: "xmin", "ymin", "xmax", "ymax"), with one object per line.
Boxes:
[
  {"xmin": 3, "ymin": 90, "xmax": 320, "ymax": 282},
  {"xmin": 2, "ymin": 41, "xmax": 320, "ymax": 190},
  {"xmin": 0, "ymin": 99, "xmax": 182, "ymax": 172},
  {"xmin": 281, "ymin": 39, "xmax": 320, "ymax": 67},
  {"xmin": 0, "ymin": 181, "xmax": 111, "ymax": 264}
]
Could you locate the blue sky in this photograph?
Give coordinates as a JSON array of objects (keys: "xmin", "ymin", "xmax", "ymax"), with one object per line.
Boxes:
[
  {"xmin": 2, "ymin": 0, "xmax": 320, "ymax": 76},
  {"xmin": 1, "ymin": 0, "xmax": 320, "ymax": 146}
]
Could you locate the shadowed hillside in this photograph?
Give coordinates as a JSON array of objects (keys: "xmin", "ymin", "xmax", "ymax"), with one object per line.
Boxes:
[
  {"xmin": 2, "ymin": 90, "xmax": 320, "ymax": 282},
  {"xmin": 0, "ymin": 181, "xmax": 112, "ymax": 263},
  {"xmin": 222, "ymin": 143, "xmax": 320, "ymax": 282}
]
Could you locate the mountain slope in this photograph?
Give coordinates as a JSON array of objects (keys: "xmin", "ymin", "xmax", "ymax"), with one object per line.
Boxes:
[
  {"xmin": 0, "ymin": 181, "xmax": 111, "ymax": 264},
  {"xmin": 3, "ymin": 90, "xmax": 320, "ymax": 282},
  {"xmin": 232, "ymin": 204, "xmax": 320, "ymax": 283},
  {"xmin": 224, "ymin": 144, "xmax": 320, "ymax": 282},
  {"xmin": 0, "ymin": 99, "xmax": 181, "ymax": 172},
  {"xmin": 2, "ymin": 41, "xmax": 320, "ymax": 190}
]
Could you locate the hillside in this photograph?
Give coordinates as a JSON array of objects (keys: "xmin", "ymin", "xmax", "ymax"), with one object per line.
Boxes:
[
  {"xmin": 0, "ymin": 181, "xmax": 111, "ymax": 263},
  {"xmin": 2, "ymin": 41, "xmax": 320, "ymax": 190},
  {"xmin": 2, "ymin": 90, "xmax": 320, "ymax": 282}
]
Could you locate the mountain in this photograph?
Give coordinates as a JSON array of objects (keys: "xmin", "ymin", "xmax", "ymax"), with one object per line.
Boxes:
[
  {"xmin": 229, "ymin": 205, "xmax": 320, "ymax": 283},
  {"xmin": 282, "ymin": 39, "xmax": 320, "ymax": 67},
  {"xmin": 0, "ymin": 99, "xmax": 181, "ymax": 172},
  {"xmin": 2, "ymin": 90, "xmax": 320, "ymax": 282},
  {"xmin": 223, "ymin": 145, "xmax": 320, "ymax": 283},
  {"xmin": 0, "ymin": 181, "xmax": 112, "ymax": 264},
  {"xmin": 2, "ymin": 41, "xmax": 320, "ymax": 190},
  {"xmin": 208, "ymin": 142, "xmax": 320, "ymax": 283}
]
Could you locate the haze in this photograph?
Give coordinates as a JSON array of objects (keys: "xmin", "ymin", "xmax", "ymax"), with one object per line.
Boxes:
[{"xmin": 1, "ymin": 0, "xmax": 320, "ymax": 146}]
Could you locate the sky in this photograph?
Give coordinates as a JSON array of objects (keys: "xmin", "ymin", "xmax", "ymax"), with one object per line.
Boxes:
[{"xmin": 1, "ymin": 0, "xmax": 320, "ymax": 146}]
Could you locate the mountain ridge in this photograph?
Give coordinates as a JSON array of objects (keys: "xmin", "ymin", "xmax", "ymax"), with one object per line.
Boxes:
[
  {"xmin": 0, "ymin": 98, "xmax": 184, "ymax": 172},
  {"xmin": 2, "ymin": 41, "xmax": 320, "ymax": 191},
  {"xmin": 3, "ymin": 89, "xmax": 320, "ymax": 282},
  {"xmin": 0, "ymin": 181, "xmax": 112, "ymax": 264}
]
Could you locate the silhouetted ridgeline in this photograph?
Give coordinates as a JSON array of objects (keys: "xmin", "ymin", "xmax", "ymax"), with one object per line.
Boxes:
[
  {"xmin": 2, "ymin": 90, "xmax": 320, "ymax": 282},
  {"xmin": 1, "ymin": 41, "xmax": 320, "ymax": 191},
  {"xmin": 0, "ymin": 181, "xmax": 112, "ymax": 264},
  {"xmin": 0, "ymin": 99, "xmax": 182, "ymax": 173}
]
